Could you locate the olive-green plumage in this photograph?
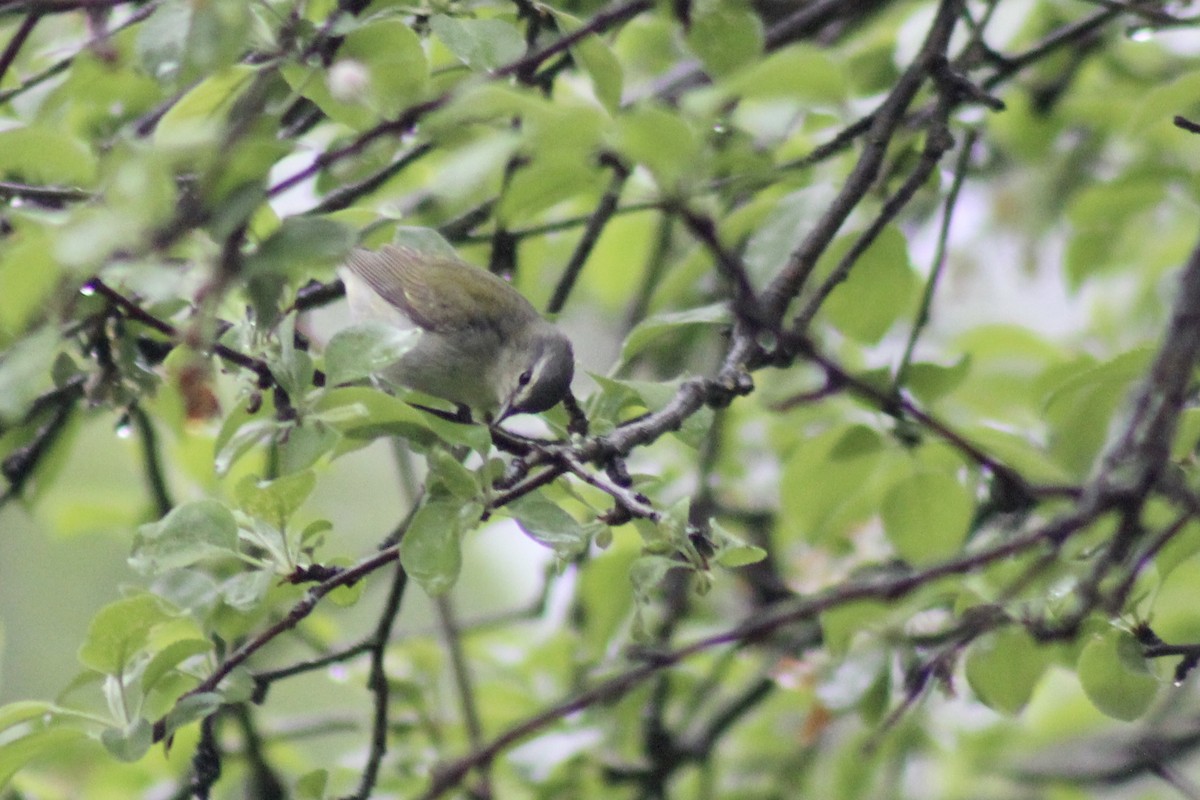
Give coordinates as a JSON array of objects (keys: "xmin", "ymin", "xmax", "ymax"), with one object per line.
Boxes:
[{"xmin": 339, "ymin": 245, "xmax": 574, "ymax": 419}]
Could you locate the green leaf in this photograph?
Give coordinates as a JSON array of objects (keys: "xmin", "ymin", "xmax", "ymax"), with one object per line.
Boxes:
[
  {"xmin": 619, "ymin": 302, "xmax": 732, "ymax": 365},
  {"xmin": 719, "ymin": 45, "xmax": 847, "ymax": 104},
  {"xmin": 130, "ymin": 500, "xmax": 240, "ymax": 575},
  {"xmin": 881, "ymin": 471, "xmax": 973, "ymax": 564},
  {"xmin": 340, "ymin": 19, "xmax": 428, "ymax": 117},
  {"xmin": 613, "ymin": 105, "xmax": 700, "ymax": 191},
  {"xmin": 545, "ymin": 8, "xmax": 624, "ymax": 112},
  {"xmin": 902, "ymin": 357, "xmax": 971, "ymax": 405},
  {"xmin": 279, "ymin": 420, "xmax": 341, "ymax": 474},
  {"xmin": 160, "ymin": 692, "xmax": 223, "ymax": 737},
  {"xmin": 713, "ymin": 542, "xmax": 766, "ymax": 568},
  {"xmin": 77, "ymin": 594, "xmax": 177, "ymax": 675},
  {"xmin": 179, "ymin": 0, "xmax": 250, "ymax": 84},
  {"xmin": 430, "ymin": 15, "xmax": 525, "ymax": 72},
  {"xmin": 742, "ymin": 185, "xmax": 838, "ymax": 288},
  {"xmin": 234, "ymin": 471, "xmax": 316, "ymax": 530},
  {"xmin": 249, "ymin": 217, "xmax": 356, "ymax": 275},
  {"xmin": 965, "ymin": 627, "xmax": 1052, "ymax": 714},
  {"xmin": 135, "ymin": 0, "xmax": 191, "ymax": 82},
  {"xmin": 400, "ymin": 497, "xmax": 479, "ymax": 595},
  {"xmin": 324, "ymin": 322, "xmax": 420, "ymax": 387},
  {"xmin": 100, "ymin": 718, "xmax": 152, "ymax": 762},
  {"xmin": 296, "ymin": 769, "xmax": 330, "ymax": 800},
  {"xmin": 496, "ymin": 154, "xmax": 603, "ymax": 225},
  {"xmin": 1151, "ymin": 554, "xmax": 1200, "ymax": 642},
  {"xmin": 0, "ymin": 728, "xmax": 88, "ymax": 789},
  {"xmin": 508, "ymin": 492, "xmax": 591, "ymax": 558},
  {"xmin": 141, "ymin": 638, "xmax": 212, "ymax": 696},
  {"xmin": 0, "ymin": 223, "xmax": 58, "ymax": 335},
  {"xmin": 1043, "ymin": 349, "xmax": 1151, "ymax": 477},
  {"xmin": 155, "ymin": 65, "xmax": 259, "ymax": 150},
  {"xmin": 0, "ymin": 325, "xmax": 57, "ymax": 423},
  {"xmin": 779, "ymin": 424, "xmax": 885, "ymax": 543},
  {"xmin": 1077, "ymin": 629, "xmax": 1159, "ymax": 721},
  {"xmin": 214, "ymin": 418, "xmax": 276, "ymax": 476},
  {"xmin": 819, "ymin": 225, "xmax": 918, "ymax": 344},
  {"xmin": 427, "ymin": 449, "xmax": 480, "ymax": 501},
  {"xmin": 0, "ymin": 126, "xmax": 97, "ymax": 187},
  {"xmin": 819, "ymin": 599, "xmax": 889, "ymax": 656},
  {"xmin": 685, "ymin": 0, "xmax": 763, "ymax": 78},
  {"xmin": 312, "ymin": 386, "xmax": 490, "ymax": 452}
]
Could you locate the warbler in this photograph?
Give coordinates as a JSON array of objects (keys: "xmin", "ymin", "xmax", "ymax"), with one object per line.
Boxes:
[{"xmin": 339, "ymin": 244, "xmax": 574, "ymax": 421}]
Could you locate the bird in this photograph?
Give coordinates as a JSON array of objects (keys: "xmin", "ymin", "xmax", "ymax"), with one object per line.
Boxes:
[{"xmin": 339, "ymin": 244, "xmax": 574, "ymax": 422}]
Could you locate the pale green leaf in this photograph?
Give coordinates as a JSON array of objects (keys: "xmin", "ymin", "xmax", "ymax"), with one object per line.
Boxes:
[{"xmin": 130, "ymin": 500, "xmax": 239, "ymax": 575}]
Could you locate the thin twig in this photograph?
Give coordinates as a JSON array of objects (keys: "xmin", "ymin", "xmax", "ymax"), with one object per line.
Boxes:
[
  {"xmin": 893, "ymin": 127, "xmax": 978, "ymax": 390},
  {"xmin": 547, "ymin": 159, "xmax": 629, "ymax": 314}
]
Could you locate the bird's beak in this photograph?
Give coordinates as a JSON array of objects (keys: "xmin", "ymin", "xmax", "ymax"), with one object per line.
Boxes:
[{"xmin": 494, "ymin": 396, "xmax": 515, "ymax": 423}]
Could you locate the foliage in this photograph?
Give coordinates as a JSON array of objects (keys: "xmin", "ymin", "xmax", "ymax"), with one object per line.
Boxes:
[{"xmin": 3, "ymin": 0, "xmax": 1200, "ymax": 798}]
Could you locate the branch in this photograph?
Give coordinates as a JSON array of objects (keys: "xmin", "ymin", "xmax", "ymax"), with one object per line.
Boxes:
[
  {"xmin": 760, "ymin": 0, "xmax": 965, "ymax": 324},
  {"xmin": 894, "ymin": 127, "xmax": 977, "ymax": 390},
  {"xmin": 151, "ymin": 544, "xmax": 401, "ymax": 743},
  {"xmin": 267, "ymin": 0, "xmax": 653, "ymax": 202},
  {"xmin": 546, "ymin": 157, "xmax": 629, "ymax": 314},
  {"xmin": 341, "ymin": 560, "xmax": 409, "ymax": 800},
  {"xmin": 414, "ymin": 510, "xmax": 1081, "ymax": 800},
  {"xmin": 0, "ymin": 11, "xmax": 39, "ymax": 89}
]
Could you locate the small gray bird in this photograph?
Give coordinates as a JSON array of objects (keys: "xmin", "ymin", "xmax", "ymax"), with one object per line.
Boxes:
[{"xmin": 339, "ymin": 245, "xmax": 574, "ymax": 421}]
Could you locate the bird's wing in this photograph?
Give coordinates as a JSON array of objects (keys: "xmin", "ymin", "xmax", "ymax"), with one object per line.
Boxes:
[{"xmin": 344, "ymin": 245, "xmax": 535, "ymax": 334}]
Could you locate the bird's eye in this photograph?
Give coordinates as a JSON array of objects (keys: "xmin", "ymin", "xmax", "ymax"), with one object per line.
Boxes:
[{"xmin": 518, "ymin": 369, "xmax": 533, "ymax": 386}]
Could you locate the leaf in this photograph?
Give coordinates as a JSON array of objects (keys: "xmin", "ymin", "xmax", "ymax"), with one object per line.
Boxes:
[
  {"xmin": 100, "ymin": 718, "xmax": 152, "ymax": 763},
  {"xmin": 881, "ymin": 471, "xmax": 973, "ymax": 564},
  {"xmin": 0, "ymin": 325, "xmax": 57, "ymax": 423},
  {"xmin": 0, "ymin": 728, "xmax": 87, "ymax": 789},
  {"xmin": 719, "ymin": 45, "xmax": 847, "ymax": 103},
  {"xmin": 178, "ymin": 0, "xmax": 250, "ymax": 84},
  {"xmin": 1077, "ymin": 629, "xmax": 1159, "ymax": 721},
  {"xmin": 155, "ymin": 65, "xmax": 258, "ymax": 150},
  {"xmin": 819, "ymin": 599, "xmax": 889, "ymax": 656},
  {"xmin": 400, "ymin": 497, "xmax": 479, "ymax": 595},
  {"xmin": 214, "ymin": 418, "xmax": 277, "ymax": 476},
  {"xmin": 77, "ymin": 594, "xmax": 177, "ymax": 675},
  {"xmin": 234, "ymin": 471, "xmax": 316, "ymax": 530},
  {"xmin": 340, "ymin": 19, "xmax": 428, "ymax": 116},
  {"xmin": 902, "ymin": 357, "xmax": 971, "ymax": 405},
  {"xmin": 249, "ymin": 217, "xmax": 356, "ymax": 275},
  {"xmin": 296, "ymin": 769, "xmax": 330, "ymax": 800},
  {"xmin": 130, "ymin": 500, "xmax": 240, "ymax": 575},
  {"xmin": 545, "ymin": 8, "xmax": 624, "ymax": 112},
  {"xmin": 1043, "ymin": 348, "xmax": 1151, "ymax": 477},
  {"xmin": 160, "ymin": 693, "xmax": 223, "ymax": 737},
  {"xmin": 324, "ymin": 322, "xmax": 420, "ymax": 386},
  {"xmin": 1151, "ymin": 554, "xmax": 1200, "ymax": 642},
  {"xmin": 779, "ymin": 424, "xmax": 885, "ymax": 544},
  {"xmin": 685, "ymin": 0, "xmax": 763, "ymax": 78},
  {"xmin": 141, "ymin": 639, "xmax": 212, "ymax": 696},
  {"xmin": 818, "ymin": 225, "xmax": 918, "ymax": 344},
  {"xmin": 0, "ymin": 126, "xmax": 97, "ymax": 186},
  {"xmin": 427, "ymin": 449, "xmax": 480, "ymax": 501},
  {"xmin": 613, "ymin": 105, "xmax": 700, "ymax": 191},
  {"xmin": 312, "ymin": 386, "xmax": 490, "ymax": 452},
  {"xmin": 619, "ymin": 302, "xmax": 732, "ymax": 364},
  {"xmin": 430, "ymin": 15, "xmax": 525, "ymax": 72},
  {"xmin": 713, "ymin": 543, "xmax": 766, "ymax": 568},
  {"xmin": 508, "ymin": 492, "xmax": 591, "ymax": 558},
  {"xmin": 742, "ymin": 185, "xmax": 839, "ymax": 288},
  {"xmin": 965, "ymin": 627, "xmax": 1052, "ymax": 714}
]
